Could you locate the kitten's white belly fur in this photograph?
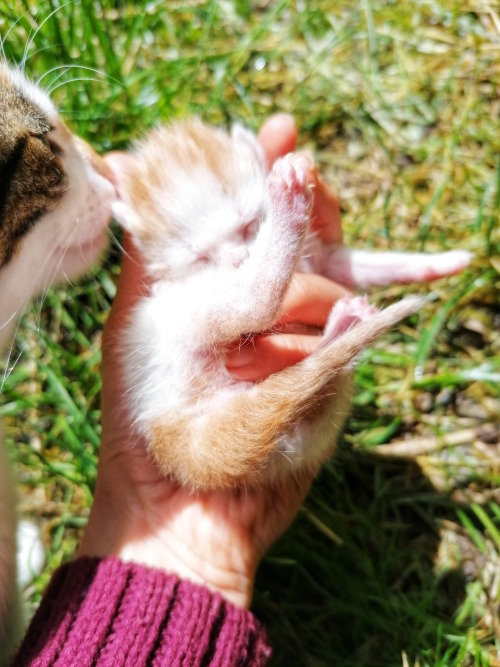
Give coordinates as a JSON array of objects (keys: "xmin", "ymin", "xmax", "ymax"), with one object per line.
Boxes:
[{"xmin": 127, "ymin": 273, "xmax": 252, "ymax": 425}]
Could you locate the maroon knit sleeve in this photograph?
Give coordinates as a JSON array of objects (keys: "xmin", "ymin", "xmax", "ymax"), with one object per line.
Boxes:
[{"xmin": 12, "ymin": 556, "xmax": 272, "ymax": 666}]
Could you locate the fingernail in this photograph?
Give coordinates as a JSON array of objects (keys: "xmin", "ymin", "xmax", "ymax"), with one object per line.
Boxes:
[{"xmin": 225, "ymin": 346, "xmax": 255, "ymax": 368}]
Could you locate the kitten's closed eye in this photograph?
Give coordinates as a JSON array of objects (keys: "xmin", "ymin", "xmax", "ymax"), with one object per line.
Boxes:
[{"xmin": 241, "ymin": 219, "xmax": 259, "ymax": 242}]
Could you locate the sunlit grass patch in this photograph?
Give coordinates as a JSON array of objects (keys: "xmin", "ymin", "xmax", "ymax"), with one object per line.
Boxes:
[{"xmin": 1, "ymin": 1, "xmax": 499, "ymax": 665}]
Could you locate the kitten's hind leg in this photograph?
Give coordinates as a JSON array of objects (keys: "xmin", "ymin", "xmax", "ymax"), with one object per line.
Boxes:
[
  {"xmin": 195, "ymin": 154, "xmax": 313, "ymax": 344},
  {"xmin": 151, "ymin": 297, "xmax": 421, "ymax": 489},
  {"xmin": 323, "ymin": 245, "xmax": 472, "ymax": 289}
]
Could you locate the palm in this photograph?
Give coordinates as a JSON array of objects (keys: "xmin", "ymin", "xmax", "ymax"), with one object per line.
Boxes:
[
  {"xmin": 80, "ymin": 116, "xmax": 340, "ymax": 607},
  {"xmin": 81, "ymin": 231, "xmax": 314, "ymax": 606}
]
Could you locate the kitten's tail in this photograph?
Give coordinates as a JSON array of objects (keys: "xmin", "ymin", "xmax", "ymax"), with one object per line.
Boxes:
[{"xmin": 150, "ymin": 296, "xmax": 422, "ymax": 489}]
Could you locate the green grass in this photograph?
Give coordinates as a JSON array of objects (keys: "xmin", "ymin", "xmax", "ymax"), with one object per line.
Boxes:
[{"xmin": 1, "ymin": 1, "xmax": 499, "ymax": 665}]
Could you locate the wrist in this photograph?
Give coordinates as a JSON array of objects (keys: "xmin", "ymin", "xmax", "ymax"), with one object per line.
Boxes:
[
  {"xmin": 78, "ymin": 486, "xmax": 256, "ymax": 609},
  {"xmin": 117, "ymin": 536, "xmax": 255, "ymax": 609}
]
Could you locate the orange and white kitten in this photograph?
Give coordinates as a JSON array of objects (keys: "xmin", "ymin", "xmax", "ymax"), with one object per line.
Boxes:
[
  {"xmin": 0, "ymin": 62, "xmax": 115, "ymax": 661},
  {"xmin": 112, "ymin": 119, "xmax": 471, "ymax": 490}
]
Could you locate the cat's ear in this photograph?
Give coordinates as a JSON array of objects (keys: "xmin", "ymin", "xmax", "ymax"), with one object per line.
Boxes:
[{"xmin": 231, "ymin": 124, "xmax": 266, "ymax": 168}]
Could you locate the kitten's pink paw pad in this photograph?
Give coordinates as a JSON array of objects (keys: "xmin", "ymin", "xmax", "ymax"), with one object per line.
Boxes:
[
  {"xmin": 268, "ymin": 154, "xmax": 313, "ymax": 223},
  {"xmin": 324, "ymin": 296, "xmax": 377, "ymax": 341}
]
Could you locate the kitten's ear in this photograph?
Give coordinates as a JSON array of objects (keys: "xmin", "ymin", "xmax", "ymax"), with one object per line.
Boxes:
[
  {"xmin": 231, "ymin": 124, "xmax": 265, "ymax": 168},
  {"xmin": 111, "ymin": 200, "xmax": 143, "ymax": 234}
]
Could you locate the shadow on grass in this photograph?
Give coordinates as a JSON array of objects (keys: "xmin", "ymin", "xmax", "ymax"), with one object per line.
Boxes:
[{"xmin": 253, "ymin": 442, "xmax": 469, "ymax": 667}]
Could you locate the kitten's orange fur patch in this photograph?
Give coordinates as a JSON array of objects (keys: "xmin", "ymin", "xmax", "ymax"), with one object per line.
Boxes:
[{"xmin": 113, "ymin": 119, "xmax": 424, "ymax": 490}]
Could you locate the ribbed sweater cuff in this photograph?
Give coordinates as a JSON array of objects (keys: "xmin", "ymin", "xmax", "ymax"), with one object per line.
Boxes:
[{"xmin": 12, "ymin": 556, "xmax": 271, "ymax": 666}]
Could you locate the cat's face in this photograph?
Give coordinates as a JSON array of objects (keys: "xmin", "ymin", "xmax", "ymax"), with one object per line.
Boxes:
[
  {"xmin": 0, "ymin": 63, "xmax": 116, "ymax": 313},
  {"xmin": 110, "ymin": 120, "xmax": 268, "ymax": 278}
]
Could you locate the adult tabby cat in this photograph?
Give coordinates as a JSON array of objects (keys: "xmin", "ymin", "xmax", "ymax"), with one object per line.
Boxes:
[{"xmin": 0, "ymin": 62, "xmax": 115, "ymax": 661}]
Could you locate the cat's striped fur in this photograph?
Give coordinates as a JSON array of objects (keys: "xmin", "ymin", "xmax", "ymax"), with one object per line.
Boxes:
[{"xmin": 0, "ymin": 62, "xmax": 115, "ymax": 662}]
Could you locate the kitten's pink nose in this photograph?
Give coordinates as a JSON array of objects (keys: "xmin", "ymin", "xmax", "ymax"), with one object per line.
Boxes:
[{"xmin": 226, "ymin": 247, "xmax": 248, "ymax": 268}]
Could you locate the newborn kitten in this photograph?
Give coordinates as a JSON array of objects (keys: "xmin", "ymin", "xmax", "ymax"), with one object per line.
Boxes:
[
  {"xmin": 112, "ymin": 119, "xmax": 471, "ymax": 490},
  {"xmin": 0, "ymin": 62, "xmax": 115, "ymax": 661}
]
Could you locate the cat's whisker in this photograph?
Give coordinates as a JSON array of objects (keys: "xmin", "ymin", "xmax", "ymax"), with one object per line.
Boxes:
[
  {"xmin": 48, "ymin": 76, "xmax": 107, "ymax": 95},
  {"xmin": 236, "ymin": 332, "xmax": 255, "ymax": 351},
  {"xmin": 21, "ymin": 1, "xmax": 75, "ymax": 69},
  {"xmin": 27, "ymin": 230, "xmax": 78, "ymax": 332},
  {"xmin": 107, "ymin": 228, "xmax": 135, "ymax": 263},
  {"xmin": 0, "ymin": 10, "xmax": 31, "ymax": 67},
  {"xmin": 39, "ymin": 67, "xmax": 69, "ymax": 93},
  {"xmin": 278, "ymin": 451, "xmax": 295, "ymax": 465},
  {"xmin": 38, "ymin": 64, "xmax": 125, "ymax": 91},
  {"xmin": 0, "ymin": 310, "xmax": 18, "ymax": 333},
  {"xmin": 5, "ymin": 243, "xmax": 62, "ymax": 339},
  {"xmin": 50, "ymin": 238, "xmax": 79, "ymax": 290},
  {"xmin": 23, "ymin": 260, "xmax": 63, "ymax": 336},
  {"xmin": 0, "ymin": 301, "xmax": 30, "ymax": 390},
  {"xmin": 1, "ymin": 343, "xmax": 24, "ymax": 392}
]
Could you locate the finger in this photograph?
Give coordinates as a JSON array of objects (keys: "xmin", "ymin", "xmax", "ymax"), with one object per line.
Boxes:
[
  {"xmin": 258, "ymin": 113, "xmax": 297, "ymax": 168},
  {"xmin": 113, "ymin": 234, "xmax": 147, "ymax": 309},
  {"xmin": 257, "ymin": 117, "xmax": 342, "ymax": 243},
  {"xmin": 309, "ymin": 169, "xmax": 342, "ymax": 244},
  {"xmin": 100, "ymin": 235, "xmax": 148, "ymax": 424},
  {"xmin": 279, "ymin": 273, "xmax": 351, "ymax": 327},
  {"xmin": 104, "ymin": 233, "xmax": 148, "ymax": 343},
  {"xmin": 104, "ymin": 153, "xmax": 149, "ymax": 315},
  {"xmin": 226, "ymin": 333, "xmax": 322, "ymax": 382}
]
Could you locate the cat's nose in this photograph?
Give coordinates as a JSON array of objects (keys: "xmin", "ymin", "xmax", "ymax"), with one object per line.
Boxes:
[
  {"xmin": 74, "ymin": 136, "xmax": 117, "ymax": 187},
  {"xmin": 104, "ymin": 152, "xmax": 134, "ymax": 195}
]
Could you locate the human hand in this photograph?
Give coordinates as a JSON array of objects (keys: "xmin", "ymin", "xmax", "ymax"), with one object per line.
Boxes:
[{"xmin": 78, "ymin": 114, "xmax": 347, "ymax": 608}]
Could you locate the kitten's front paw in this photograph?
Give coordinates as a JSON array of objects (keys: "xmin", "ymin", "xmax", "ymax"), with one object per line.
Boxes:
[
  {"xmin": 323, "ymin": 296, "xmax": 378, "ymax": 341},
  {"xmin": 267, "ymin": 154, "xmax": 313, "ymax": 229}
]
